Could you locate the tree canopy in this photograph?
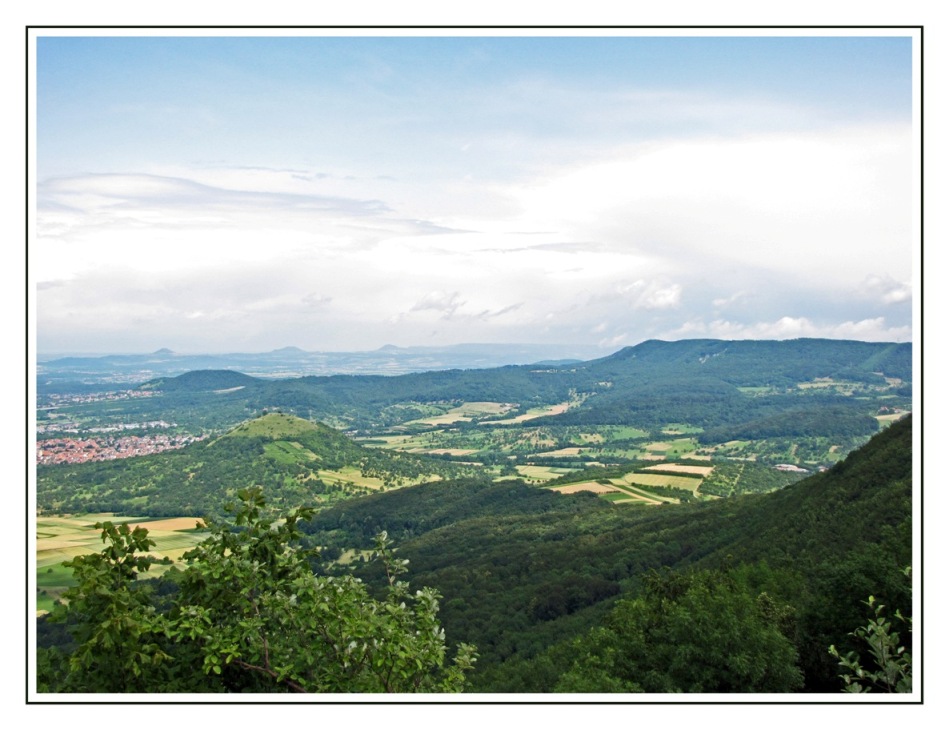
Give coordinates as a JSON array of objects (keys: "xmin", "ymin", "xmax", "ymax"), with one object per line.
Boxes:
[{"xmin": 38, "ymin": 488, "xmax": 476, "ymax": 693}]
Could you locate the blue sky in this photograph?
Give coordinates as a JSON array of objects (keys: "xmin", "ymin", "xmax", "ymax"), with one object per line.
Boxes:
[{"xmin": 34, "ymin": 32, "xmax": 917, "ymax": 353}]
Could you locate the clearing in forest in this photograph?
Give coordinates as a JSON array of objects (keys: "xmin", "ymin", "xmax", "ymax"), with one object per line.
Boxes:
[
  {"xmin": 488, "ymin": 401, "xmax": 574, "ymax": 424},
  {"xmin": 621, "ymin": 472, "xmax": 704, "ymax": 494},
  {"xmin": 515, "ymin": 464, "xmax": 575, "ymax": 482},
  {"xmin": 406, "ymin": 402, "xmax": 516, "ymax": 426},
  {"xmin": 531, "ymin": 446, "xmax": 585, "ymax": 458},
  {"xmin": 551, "ymin": 481, "xmax": 621, "ymax": 495}
]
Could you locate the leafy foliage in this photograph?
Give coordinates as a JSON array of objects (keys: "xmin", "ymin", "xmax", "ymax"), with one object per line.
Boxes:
[
  {"xmin": 829, "ymin": 569, "xmax": 912, "ymax": 693},
  {"xmin": 39, "ymin": 488, "xmax": 476, "ymax": 693},
  {"xmin": 42, "ymin": 522, "xmax": 172, "ymax": 692},
  {"xmin": 553, "ymin": 567, "xmax": 804, "ymax": 693}
]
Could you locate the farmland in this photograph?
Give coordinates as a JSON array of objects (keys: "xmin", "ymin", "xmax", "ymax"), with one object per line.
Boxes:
[{"xmin": 36, "ymin": 514, "xmax": 205, "ymax": 614}]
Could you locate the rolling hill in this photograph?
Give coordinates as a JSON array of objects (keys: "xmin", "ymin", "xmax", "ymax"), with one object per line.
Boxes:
[{"xmin": 36, "ymin": 412, "xmax": 484, "ymax": 518}]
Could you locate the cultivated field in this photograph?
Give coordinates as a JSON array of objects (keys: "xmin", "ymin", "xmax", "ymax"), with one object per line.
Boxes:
[
  {"xmin": 318, "ymin": 466, "xmax": 387, "ymax": 490},
  {"xmin": 531, "ymin": 447, "xmax": 585, "ymax": 458},
  {"xmin": 487, "ymin": 401, "xmax": 575, "ymax": 424},
  {"xmin": 515, "ymin": 464, "xmax": 575, "ymax": 483},
  {"xmin": 551, "ymin": 481, "xmax": 621, "ymax": 495},
  {"xmin": 621, "ymin": 472, "xmax": 704, "ymax": 494},
  {"xmin": 406, "ymin": 401, "xmax": 516, "ymax": 426},
  {"xmin": 876, "ymin": 411, "xmax": 909, "ymax": 424},
  {"xmin": 264, "ymin": 440, "xmax": 319, "ymax": 464},
  {"xmin": 642, "ymin": 463, "xmax": 715, "ymax": 477},
  {"xmin": 36, "ymin": 513, "xmax": 206, "ymax": 614}
]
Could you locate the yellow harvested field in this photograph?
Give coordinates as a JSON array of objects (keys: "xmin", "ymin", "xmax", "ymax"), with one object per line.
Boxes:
[
  {"xmin": 622, "ymin": 472, "xmax": 703, "ymax": 492},
  {"xmin": 416, "ymin": 448, "xmax": 478, "ymax": 456},
  {"xmin": 36, "ymin": 537, "xmax": 88, "ymax": 551},
  {"xmin": 319, "ymin": 467, "xmax": 386, "ymax": 489},
  {"xmin": 643, "ymin": 464, "xmax": 714, "ymax": 476},
  {"xmin": 551, "ymin": 482, "xmax": 621, "ymax": 494},
  {"xmin": 152, "ymin": 547, "xmax": 195, "ymax": 561},
  {"xmin": 409, "ymin": 401, "xmax": 516, "ymax": 425},
  {"xmin": 37, "ymin": 513, "xmax": 206, "ymax": 573},
  {"xmin": 515, "ymin": 465, "xmax": 569, "ymax": 481},
  {"xmin": 128, "ymin": 517, "xmax": 205, "ymax": 532},
  {"xmin": 490, "ymin": 401, "xmax": 573, "ymax": 424},
  {"xmin": 532, "ymin": 447, "xmax": 583, "ymax": 457},
  {"xmin": 876, "ymin": 412, "xmax": 908, "ymax": 424}
]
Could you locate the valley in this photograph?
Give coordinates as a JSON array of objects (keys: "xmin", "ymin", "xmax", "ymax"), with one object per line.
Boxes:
[{"xmin": 34, "ymin": 337, "xmax": 915, "ymax": 694}]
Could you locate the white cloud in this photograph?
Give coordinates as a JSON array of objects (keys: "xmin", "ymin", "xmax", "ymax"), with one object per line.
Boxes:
[
  {"xmin": 599, "ymin": 333, "xmax": 629, "ymax": 349},
  {"xmin": 35, "ymin": 108, "xmax": 914, "ymax": 352},
  {"xmin": 499, "ymin": 124, "xmax": 914, "ymax": 290},
  {"xmin": 712, "ymin": 291, "xmax": 747, "ymax": 309},
  {"xmin": 664, "ymin": 316, "xmax": 911, "ymax": 343},
  {"xmin": 410, "ymin": 291, "xmax": 465, "ymax": 317},
  {"xmin": 859, "ymin": 275, "xmax": 913, "ymax": 305}
]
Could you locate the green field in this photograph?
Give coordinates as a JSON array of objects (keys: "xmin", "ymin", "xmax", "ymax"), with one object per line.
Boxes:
[
  {"xmin": 226, "ymin": 412, "xmax": 320, "ymax": 439},
  {"xmin": 620, "ymin": 472, "xmax": 704, "ymax": 494},
  {"xmin": 264, "ymin": 440, "xmax": 320, "ymax": 464},
  {"xmin": 660, "ymin": 423, "xmax": 704, "ymax": 435},
  {"xmin": 641, "ymin": 437, "xmax": 700, "ymax": 457},
  {"xmin": 514, "ymin": 464, "xmax": 575, "ymax": 483},
  {"xmin": 318, "ymin": 465, "xmax": 388, "ymax": 490},
  {"xmin": 608, "ymin": 483, "xmax": 667, "ymax": 504},
  {"xmin": 36, "ymin": 514, "xmax": 206, "ymax": 614}
]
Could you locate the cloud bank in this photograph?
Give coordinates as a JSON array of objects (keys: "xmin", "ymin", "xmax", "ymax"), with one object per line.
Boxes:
[{"xmin": 35, "ymin": 36, "xmax": 916, "ymax": 354}]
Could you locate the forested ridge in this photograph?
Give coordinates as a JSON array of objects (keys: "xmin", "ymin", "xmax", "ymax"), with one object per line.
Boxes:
[{"xmin": 72, "ymin": 338, "xmax": 909, "ymax": 434}]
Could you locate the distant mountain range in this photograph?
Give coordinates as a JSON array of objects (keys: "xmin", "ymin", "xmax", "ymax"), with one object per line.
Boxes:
[
  {"xmin": 132, "ymin": 338, "xmax": 911, "ymax": 434},
  {"xmin": 36, "ymin": 342, "xmax": 605, "ymax": 391}
]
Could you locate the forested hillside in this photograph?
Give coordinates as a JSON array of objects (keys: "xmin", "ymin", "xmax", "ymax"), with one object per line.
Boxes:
[{"xmin": 301, "ymin": 416, "xmax": 912, "ymax": 692}]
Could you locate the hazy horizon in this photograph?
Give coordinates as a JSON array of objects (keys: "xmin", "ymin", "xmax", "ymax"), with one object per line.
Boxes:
[
  {"xmin": 34, "ymin": 31, "xmax": 918, "ymax": 354},
  {"xmin": 36, "ymin": 340, "xmax": 607, "ymax": 358},
  {"xmin": 36, "ymin": 333, "xmax": 914, "ymax": 363}
]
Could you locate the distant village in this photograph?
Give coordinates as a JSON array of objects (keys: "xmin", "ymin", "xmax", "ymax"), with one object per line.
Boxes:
[{"xmin": 36, "ymin": 432, "xmax": 205, "ymax": 466}]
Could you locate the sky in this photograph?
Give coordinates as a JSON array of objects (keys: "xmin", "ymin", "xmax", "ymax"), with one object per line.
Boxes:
[{"xmin": 33, "ymin": 31, "xmax": 918, "ymax": 355}]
